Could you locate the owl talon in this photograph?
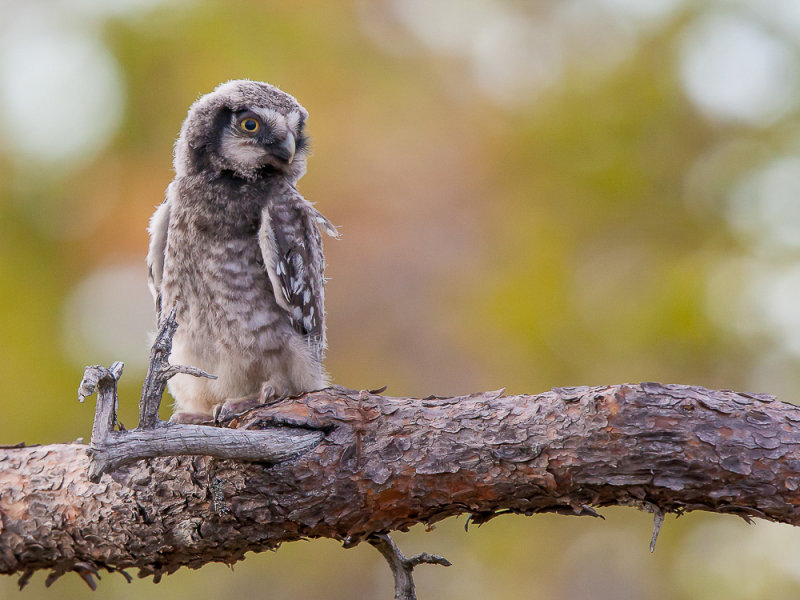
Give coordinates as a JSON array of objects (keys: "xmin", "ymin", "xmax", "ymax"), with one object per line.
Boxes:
[
  {"xmin": 213, "ymin": 384, "xmax": 288, "ymax": 424},
  {"xmin": 260, "ymin": 384, "xmax": 280, "ymax": 405},
  {"xmin": 169, "ymin": 412, "xmax": 214, "ymax": 425},
  {"xmin": 213, "ymin": 395, "xmax": 265, "ymax": 425}
]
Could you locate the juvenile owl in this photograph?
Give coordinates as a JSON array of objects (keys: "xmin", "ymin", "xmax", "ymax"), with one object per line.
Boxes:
[{"xmin": 147, "ymin": 80, "xmax": 338, "ymax": 422}]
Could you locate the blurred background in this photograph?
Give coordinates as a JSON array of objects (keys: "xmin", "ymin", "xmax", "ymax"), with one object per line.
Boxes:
[{"xmin": 2, "ymin": 0, "xmax": 800, "ymax": 598}]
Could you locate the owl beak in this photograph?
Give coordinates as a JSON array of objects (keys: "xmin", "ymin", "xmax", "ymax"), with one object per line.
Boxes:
[{"xmin": 271, "ymin": 133, "xmax": 296, "ymax": 164}]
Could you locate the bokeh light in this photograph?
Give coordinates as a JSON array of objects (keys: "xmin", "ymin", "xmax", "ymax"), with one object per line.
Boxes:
[
  {"xmin": 61, "ymin": 262, "xmax": 154, "ymax": 371},
  {"xmin": 727, "ymin": 156, "xmax": 800, "ymax": 252},
  {"xmin": 0, "ymin": 10, "xmax": 124, "ymax": 166},
  {"xmin": 679, "ymin": 11, "xmax": 800, "ymax": 126}
]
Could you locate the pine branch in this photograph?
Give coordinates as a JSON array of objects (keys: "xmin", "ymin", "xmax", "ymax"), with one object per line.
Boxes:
[{"xmin": 1, "ymin": 381, "xmax": 797, "ymax": 597}]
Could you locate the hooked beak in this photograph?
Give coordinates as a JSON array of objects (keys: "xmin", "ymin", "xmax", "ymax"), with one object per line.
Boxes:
[{"xmin": 270, "ymin": 132, "xmax": 296, "ymax": 164}]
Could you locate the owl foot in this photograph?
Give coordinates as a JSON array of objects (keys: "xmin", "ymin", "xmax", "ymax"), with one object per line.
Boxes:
[
  {"xmin": 169, "ymin": 412, "xmax": 215, "ymax": 425},
  {"xmin": 213, "ymin": 398, "xmax": 258, "ymax": 424},
  {"xmin": 213, "ymin": 384, "xmax": 285, "ymax": 424}
]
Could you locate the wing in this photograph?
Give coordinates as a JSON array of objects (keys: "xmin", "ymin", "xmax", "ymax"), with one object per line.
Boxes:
[
  {"xmin": 147, "ymin": 197, "xmax": 171, "ymax": 322},
  {"xmin": 258, "ymin": 196, "xmax": 338, "ymax": 364}
]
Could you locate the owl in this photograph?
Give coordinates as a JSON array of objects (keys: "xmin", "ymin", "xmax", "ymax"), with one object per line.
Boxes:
[{"xmin": 147, "ymin": 80, "xmax": 338, "ymax": 422}]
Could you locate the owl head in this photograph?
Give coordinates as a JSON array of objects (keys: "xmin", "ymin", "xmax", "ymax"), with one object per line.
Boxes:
[{"xmin": 174, "ymin": 80, "xmax": 310, "ymax": 182}]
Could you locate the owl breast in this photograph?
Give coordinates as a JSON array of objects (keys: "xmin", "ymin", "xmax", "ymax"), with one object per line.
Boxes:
[{"xmin": 164, "ymin": 225, "xmax": 287, "ymax": 354}]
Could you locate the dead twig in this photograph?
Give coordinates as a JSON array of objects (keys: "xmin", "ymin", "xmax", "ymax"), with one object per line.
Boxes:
[
  {"xmin": 77, "ymin": 306, "xmax": 325, "ymax": 482},
  {"xmin": 368, "ymin": 534, "xmax": 451, "ymax": 600}
]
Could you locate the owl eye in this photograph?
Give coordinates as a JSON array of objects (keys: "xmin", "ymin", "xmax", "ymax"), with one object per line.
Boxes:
[{"xmin": 239, "ymin": 117, "xmax": 260, "ymax": 133}]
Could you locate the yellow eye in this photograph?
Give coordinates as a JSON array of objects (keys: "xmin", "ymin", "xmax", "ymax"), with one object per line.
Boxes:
[{"xmin": 240, "ymin": 118, "xmax": 259, "ymax": 132}]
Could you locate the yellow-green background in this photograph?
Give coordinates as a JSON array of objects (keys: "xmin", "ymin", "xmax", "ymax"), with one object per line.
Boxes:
[{"xmin": 2, "ymin": 0, "xmax": 800, "ymax": 598}]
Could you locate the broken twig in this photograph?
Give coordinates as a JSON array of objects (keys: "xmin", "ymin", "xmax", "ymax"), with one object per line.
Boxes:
[
  {"xmin": 368, "ymin": 534, "xmax": 451, "ymax": 600},
  {"xmin": 78, "ymin": 306, "xmax": 325, "ymax": 482}
]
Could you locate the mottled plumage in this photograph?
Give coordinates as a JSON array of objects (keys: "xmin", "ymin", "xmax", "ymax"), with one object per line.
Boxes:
[{"xmin": 147, "ymin": 80, "xmax": 338, "ymax": 418}]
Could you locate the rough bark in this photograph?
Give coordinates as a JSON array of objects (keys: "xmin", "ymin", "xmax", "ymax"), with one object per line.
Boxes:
[{"xmin": 1, "ymin": 383, "xmax": 798, "ymax": 587}]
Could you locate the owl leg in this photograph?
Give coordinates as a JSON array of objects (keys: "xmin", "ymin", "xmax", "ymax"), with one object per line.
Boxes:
[{"xmin": 213, "ymin": 382, "xmax": 280, "ymax": 424}]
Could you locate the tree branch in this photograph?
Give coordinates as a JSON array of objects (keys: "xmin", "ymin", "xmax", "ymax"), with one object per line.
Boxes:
[
  {"xmin": 368, "ymin": 533, "xmax": 451, "ymax": 600},
  {"xmin": 137, "ymin": 306, "xmax": 217, "ymax": 430},
  {"xmin": 1, "ymin": 382, "xmax": 798, "ymax": 593}
]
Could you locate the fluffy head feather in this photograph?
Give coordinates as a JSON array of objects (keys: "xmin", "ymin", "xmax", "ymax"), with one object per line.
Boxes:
[{"xmin": 174, "ymin": 79, "xmax": 310, "ymax": 182}]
